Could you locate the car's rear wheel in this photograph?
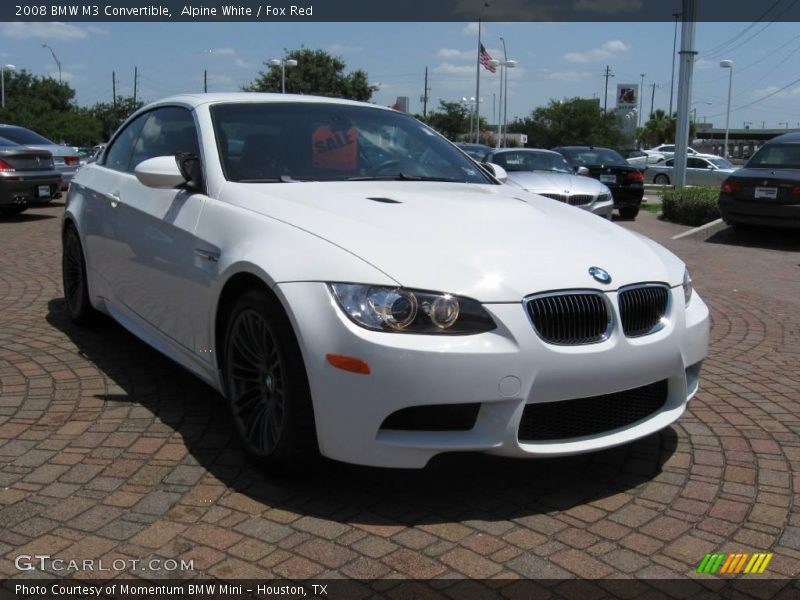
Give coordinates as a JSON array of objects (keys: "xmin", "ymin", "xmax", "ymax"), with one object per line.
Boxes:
[
  {"xmin": 62, "ymin": 226, "xmax": 99, "ymax": 325},
  {"xmin": 619, "ymin": 206, "xmax": 640, "ymax": 220},
  {"xmin": 223, "ymin": 289, "xmax": 317, "ymax": 473},
  {"xmin": 654, "ymin": 174, "xmax": 670, "ymax": 185}
]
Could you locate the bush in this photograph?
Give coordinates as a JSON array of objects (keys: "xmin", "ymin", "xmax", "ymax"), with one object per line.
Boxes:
[{"xmin": 661, "ymin": 187, "xmax": 721, "ymax": 226}]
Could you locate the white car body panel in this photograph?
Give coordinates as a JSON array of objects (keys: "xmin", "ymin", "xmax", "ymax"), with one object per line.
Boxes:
[{"xmin": 64, "ymin": 93, "xmax": 710, "ymax": 468}]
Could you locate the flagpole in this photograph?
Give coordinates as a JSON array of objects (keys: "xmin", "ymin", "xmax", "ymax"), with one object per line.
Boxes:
[{"xmin": 475, "ymin": 18, "xmax": 482, "ymax": 143}]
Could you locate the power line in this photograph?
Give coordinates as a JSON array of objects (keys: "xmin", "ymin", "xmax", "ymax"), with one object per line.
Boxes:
[
  {"xmin": 705, "ymin": 75, "xmax": 800, "ymax": 119},
  {"xmin": 700, "ymin": 0, "xmax": 783, "ymax": 57}
]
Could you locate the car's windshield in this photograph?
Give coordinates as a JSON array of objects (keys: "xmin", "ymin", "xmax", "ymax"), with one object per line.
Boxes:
[
  {"xmin": 0, "ymin": 127, "xmax": 53, "ymax": 145},
  {"xmin": 708, "ymin": 157, "xmax": 734, "ymax": 169},
  {"xmin": 746, "ymin": 144, "xmax": 800, "ymax": 169},
  {"xmin": 492, "ymin": 150, "xmax": 572, "ymax": 174},
  {"xmin": 560, "ymin": 148, "xmax": 627, "ymax": 167},
  {"xmin": 211, "ymin": 102, "xmax": 492, "ymax": 184},
  {"xmin": 457, "ymin": 144, "xmax": 491, "ymax": 161}
]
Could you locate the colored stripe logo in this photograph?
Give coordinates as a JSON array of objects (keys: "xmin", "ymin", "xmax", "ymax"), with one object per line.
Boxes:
[{"xmin": 697, "ymin": 552, "xmax": 773, "ymax": 574}]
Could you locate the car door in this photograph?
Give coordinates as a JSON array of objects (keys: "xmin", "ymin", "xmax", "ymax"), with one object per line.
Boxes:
[
  {"xmin": 110, "ymin": 106, "xmax": 214, "ymax": 355},
  {"xmin": 686, "ymin": 157, "xmax": 708, "ymax": 186},
  {"xmin": 79, "ymin": 112, "xmax": 148, "ymax": 300}
]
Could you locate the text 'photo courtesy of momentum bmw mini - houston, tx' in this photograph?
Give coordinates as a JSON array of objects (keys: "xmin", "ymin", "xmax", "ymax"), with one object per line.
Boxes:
[{"xmin": 62, "ymin": 93, "xmax": 709, "ymax": 472}]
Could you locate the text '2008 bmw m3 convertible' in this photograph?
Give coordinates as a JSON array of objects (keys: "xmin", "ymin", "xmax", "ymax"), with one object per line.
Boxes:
[{"xmin": 62, "ymin": 93, "xmax": 709, "ymax": 471}]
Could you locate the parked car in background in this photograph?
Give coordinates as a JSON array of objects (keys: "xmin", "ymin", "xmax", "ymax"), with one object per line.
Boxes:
[
  {"xmin": 455, "ymin": 142, "xmax": 492, "ymax": 161},
  {"xmin": 649, "ymin": 145, "xmax": 718, "ymax": 161},
  {"xmin": 625, "ymin": 149, "xmax": 666, "ymax": 169},
  {"xmin": 0, "ymin": 136, "xmax": 62, "ymax": 216},
  {"xmin": 0, "ymin": 125, "xmax": 80, "ymax": 189},
  {"xmin": 552, "ymin": 146, "xmax": 644, "ymax": 219},
  {"xmin": 718, "ymin": 132, "xmax": 800, "ymax": 229},
  {"xmin": 62, "ymin": 93, "xmax": 709, "ymax": 471},
  {"xmin": 484, "ymin": 148, "xmax": 613, "ymax": 219},
  {"xmin": 74, "ymin": 147, "xmax": 95, "ymax": 167},
  {"xmin": 646, "ymin": 156, "xmax": 737, "ymax": 186}
]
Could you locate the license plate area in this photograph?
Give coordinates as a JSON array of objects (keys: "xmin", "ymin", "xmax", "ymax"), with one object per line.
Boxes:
[
  {"xmin": 754, "ymin": 187, "xmax": 778, "ymax": 199},
  {"xmin": 38, "ymin": 185, "xmax": 51, "ymax": 198},
  {"xmin": 599, "ymin": 174, "xmax": 617, "ymax": 183}
]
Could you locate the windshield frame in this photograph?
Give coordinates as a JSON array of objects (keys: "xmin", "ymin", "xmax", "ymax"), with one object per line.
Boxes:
[{"xmin": 209, "ymin": 101, "xmax": 495, "ymax": 185}]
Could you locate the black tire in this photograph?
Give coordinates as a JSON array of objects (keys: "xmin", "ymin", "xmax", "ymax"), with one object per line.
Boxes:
[
  {"xmin": 619, "ymin": 206, "xmax": 640, "ymax": 220},
  {"xmin": 222, "ymin": 289, "xmax": 318, "ymax": 473},
  {"xmin": 62, "ymin": 226, "xmax": 99, "ymax": 325},
  {"xmin": 0, "ymin": 205, "xmax": 27, "ymax": 216},
  {"xmin": 654, "ymin": 174, "xmax": 670, "ymax": 185}
]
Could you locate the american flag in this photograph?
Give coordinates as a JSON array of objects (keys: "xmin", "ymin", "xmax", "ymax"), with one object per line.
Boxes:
[{"xmin": 479, "ymin": 44, "xmax": 496, "ymax": 73}]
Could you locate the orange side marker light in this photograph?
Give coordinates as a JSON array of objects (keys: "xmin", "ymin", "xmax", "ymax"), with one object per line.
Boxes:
[{"xmin": 326, "ymin": 354, "xmax": 371, "ymax": 375}]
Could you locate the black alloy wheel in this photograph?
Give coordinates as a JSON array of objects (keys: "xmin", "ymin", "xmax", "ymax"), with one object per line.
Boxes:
[{"xmin": 62, "ymin": 226, "xmax": 98, "ymax": 325}]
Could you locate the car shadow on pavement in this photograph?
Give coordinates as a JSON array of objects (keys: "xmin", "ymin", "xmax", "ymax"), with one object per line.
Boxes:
[
  {"xmin": 0, "ymin": 212, "xmax": 57, "ymax": 223},
  {"xmin": 47, "ymin": 297, "xmax": 679, "ymax": 526},
  {"xmin": 705, "ymin": 225, "xmax": 800, "ymax": 252}
]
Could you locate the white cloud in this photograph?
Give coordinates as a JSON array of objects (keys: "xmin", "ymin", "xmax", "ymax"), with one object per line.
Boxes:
[
  {"xmin": 564, "ymin": 40, "xmax": 631, "ymax": 63},
  {"xmin": 436, "ymin": 47, "xmax": 502, "ymax": 61},
  {"xmin": 234, "ymin": 58, "xmax": 256, "ymax": 69},
  {"xmin": 694, "ymin": 58, "xmax": 717, "ymax": 70},
  {"xmin": 209, "ymin": 48, "xmax": 236, "ymax": 57},
  {"xmin": 328, "ymin": 43, "xmax": 362, "ymax": 54},
  {"xmin": 752, "ymin": 85, "xmax": 800, "ymax": 99},
  {"xmin": 542, "ymin": 69, "xmax": 592, "ymax": 82},
  {"xmin": 206, "ymin": 48, "xmax": 256, "ymax": 70},
  {"xmin": 438, "ymin": 48, "xmax": 468, "ymax": 60},
  {"xmin": 86, "ymin": 26, "xmax": 109, "ymax": 36},
  {"xmin": 462, "ymin": 22, "xmax": 479, "ymax": 36},
  {"xmin": 433, "ymin": 62, "xmax": 476, "ymax": 77},
  {"xmin": 0, "ymin": 22, "xmax": 88, "ymax": 41}
]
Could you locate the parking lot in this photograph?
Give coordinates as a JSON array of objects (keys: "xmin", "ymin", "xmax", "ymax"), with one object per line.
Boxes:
[{"xmin": 0, "ymin": 201, "xmax": 798, "ymax": 584}]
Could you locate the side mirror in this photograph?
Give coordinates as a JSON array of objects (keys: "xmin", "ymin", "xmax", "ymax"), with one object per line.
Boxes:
[
  {"xmin": 483, "ymin": 162, "xmax": 508, "ymax": 183},
  {"xmin": 135, "ymin": 156, "xmax": 186, "ymax": 189},
  {"xmin": 576, "ymin": 166, "xmax": 590, "ymax": 176}
]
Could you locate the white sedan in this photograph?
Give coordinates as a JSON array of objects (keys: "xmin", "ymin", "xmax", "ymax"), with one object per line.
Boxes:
[{"xmin": 62, "ymin": 93, "xmax": 710, "ymax": 471}]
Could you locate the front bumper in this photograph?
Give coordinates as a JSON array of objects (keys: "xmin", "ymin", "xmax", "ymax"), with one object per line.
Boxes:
[
  {"xmin": 719, "ymin": 195, "xmax": 800, "ymax": 228},
  {"xmin": 276, "ymin": 282, "xmax": 710, "ymax": 468}
]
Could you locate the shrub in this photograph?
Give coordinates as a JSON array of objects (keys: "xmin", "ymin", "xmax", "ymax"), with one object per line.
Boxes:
[{"xmin": 661, "ymin": 186, "xmax": 721, "ymax": 227}]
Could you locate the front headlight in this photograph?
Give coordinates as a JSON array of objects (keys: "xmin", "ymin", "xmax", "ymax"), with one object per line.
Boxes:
[
  {"xmin": 329, "ymin": 284, "xmax": 496, "ymax": 334},
  {"xmin": 683, "ymin": 267, "xmax": 693, "ymax": 305}
]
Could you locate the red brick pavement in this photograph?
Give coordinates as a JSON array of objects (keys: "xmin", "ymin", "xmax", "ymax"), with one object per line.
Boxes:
[{"xmin": 0, "ymin": 204, "xmax": 798, "ymax": 582}]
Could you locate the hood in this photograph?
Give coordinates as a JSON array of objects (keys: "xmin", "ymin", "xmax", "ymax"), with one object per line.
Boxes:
[
  {"xmin": 505, "ymin": 171, "xmax": 604, "ymax": 195},
  {"xmin": 219, "ymin": 181, "xmax": 684, "ymax": 302}
]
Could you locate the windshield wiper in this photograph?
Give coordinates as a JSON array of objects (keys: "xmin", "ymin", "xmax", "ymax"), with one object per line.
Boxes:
[
  {"xmin": 239, "ymin": 175, "xmax": 302, "ymax": 183},
  {"xmin": 346, "ymin": 173, "xmax": 462, "ymax": 182}
]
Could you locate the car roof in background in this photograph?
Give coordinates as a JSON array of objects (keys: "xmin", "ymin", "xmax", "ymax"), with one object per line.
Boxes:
[
  {"xmin": 493, "ymin": 148, "xmax": 561, "ymax": 155},
  {"xmin": 137, "ymin": 92, "xmax": 397, "ymax": 112},
  {"xmin": 765, "ymin": 132, "xmax": 800, "ymax": 144}
]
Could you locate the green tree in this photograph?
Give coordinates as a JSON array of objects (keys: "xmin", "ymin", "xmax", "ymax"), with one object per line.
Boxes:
[
  {"xmin": 639, "ymin": 109, "xmax": 696, "ymax": 148},
  {"xmin": 507, "ymin": 98, "xmax": 628, "ymax": 148},
  {"xmin": 424, "ymin": 100, "xmax": 489, "ymax": 141},
  {"xmin": 244, "ymin": 47, "xmax": 377, "ymax": 101},
  {"xmin": 89, "ymin": 96, "xmax": 145, "ymax": 141}
]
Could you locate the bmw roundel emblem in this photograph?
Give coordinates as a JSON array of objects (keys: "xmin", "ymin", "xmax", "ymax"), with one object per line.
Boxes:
[{"xmin": 589, "ymin": 266, "xmax": 612, "ymax": 284}]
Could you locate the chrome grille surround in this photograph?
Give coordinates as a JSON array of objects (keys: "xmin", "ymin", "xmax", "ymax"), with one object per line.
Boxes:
[
  {"xmin": 524, "ymin": 289, "xmax": 613, "ymax": 345},
  {"xmin": 618, "ymin": 283, "xmax": 671, "ymax": 337}
]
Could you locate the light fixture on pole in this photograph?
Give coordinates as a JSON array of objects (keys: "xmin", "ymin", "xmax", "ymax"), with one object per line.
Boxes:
[
  {"xmin": 462, "ymin": 96, "xmax": 477, "ymax": 139},
  {"xmin": 1, "ymin": 64, "xmax": 16, "ymax": 109},
  {"xmin": 269, "ymin": 58, "xmax": 298, "ymax": 94},
  {"xmin": 720, "ymin": 60, "xmax": 733, "ymax": 159},
  {"xmin": 41, "ymin": 44, "xmax": 62, "ymax": 83}
]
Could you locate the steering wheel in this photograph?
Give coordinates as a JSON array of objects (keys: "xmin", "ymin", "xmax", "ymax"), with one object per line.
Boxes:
[{"xmin": 368, "ymin": 160, "xmax": 402, "ymax": 177}]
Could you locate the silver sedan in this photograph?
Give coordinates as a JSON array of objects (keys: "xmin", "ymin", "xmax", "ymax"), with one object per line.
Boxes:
[
  {"xmin": 646, "ymin": 156, "xmax": 737, "ymax": 186},
  {"xmin": 484, "ymin": 148, "xmax": 614, "ymax": 219}
]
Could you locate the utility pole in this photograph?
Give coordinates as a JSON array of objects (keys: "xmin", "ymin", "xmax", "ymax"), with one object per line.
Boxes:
[
  {"xmin": 422, "ymin": 66, "xmax": 429, "ymax": 118},
  {"xmin": 649, "ymin": 82, "xmax": 659, "ymax": 118},
  {"xmin": 204, "ymin": 69, "xmax": 207, "ymax": 93},
  {"xmin": 673, "ymin": 0, "xmax": 697, "ymax": 188},
  {"xmin": 112, "ymin": 71, "xmax": 116, "ymax": 110},
  {"xmin": 603, "ymin": 65, "xmax": 614, "ymax": 112},
  {"xmin": 133, "ymin": 66, "xmax": 138, "ymax": 104},
  {"xmin": 669, "ymin": 12, "xmax": 680, "ymax": 116},
  {"xmin": 638, "ymin": 73, "xmax": 645, "ymax": 128}
]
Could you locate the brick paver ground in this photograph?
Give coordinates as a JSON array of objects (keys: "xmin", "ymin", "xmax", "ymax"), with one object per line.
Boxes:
[{"xmin": 1, "ymin": 203, "xmax": 798, "ymax": 581}]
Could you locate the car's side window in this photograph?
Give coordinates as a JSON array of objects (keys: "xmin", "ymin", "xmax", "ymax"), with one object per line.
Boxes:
[
  {"xmin": 104, "ymin": 114, "xmax": 148, "ymax": 173},
  {"xmin": 129, "ymin": 107, "xmax": 200, "ymax": 172},
  {"xmin": 687, "ymin": 158, "xmax": 704, "ymax": 169}
]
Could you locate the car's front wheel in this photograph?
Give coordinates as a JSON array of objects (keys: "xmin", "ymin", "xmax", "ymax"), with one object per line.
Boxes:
[
  {"xmin": 62, "ymin": 226, "xmax": 99, "ymax": 325},
  {"xmin": 223, "ymin": 289, "xmax": 317, "ymax": 473}
]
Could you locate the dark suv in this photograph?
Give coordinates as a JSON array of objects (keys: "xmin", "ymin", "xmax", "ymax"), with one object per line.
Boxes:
[
  {"xmin": 718, "ymin": 132, "xmax": 800, "ymax": 229},
  {"xmin": 551, "ymin": 146, "xmax": 644, "ymax": 219}
]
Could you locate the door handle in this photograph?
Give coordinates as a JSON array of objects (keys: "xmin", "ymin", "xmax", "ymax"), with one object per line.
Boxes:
[{"xmin": 108, "ymin": 191, "xmax": 121, "ymax": 208}]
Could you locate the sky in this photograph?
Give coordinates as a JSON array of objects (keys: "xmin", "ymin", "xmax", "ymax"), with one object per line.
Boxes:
[{"xmin": 1, "ymin": 20, "xmax": 799, "ymax": 130}]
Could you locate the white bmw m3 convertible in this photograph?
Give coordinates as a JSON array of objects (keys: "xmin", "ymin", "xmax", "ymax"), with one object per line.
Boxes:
[{"xmin": 62, "ymin": 93, "xmax": 709, "ymax": 470}]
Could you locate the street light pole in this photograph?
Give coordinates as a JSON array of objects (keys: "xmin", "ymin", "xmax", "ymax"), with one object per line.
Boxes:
[
  {"xmin": 41, "ymin": 44, "xmax": 62, "ymax": 83},
  {"xmin": 669, "ymin": 12, "xmax": 680, "ymax": 115},
  {"xmin": 269, "ymin": 58, "xmax": 298, "ymax": 93},
  {"xmin": 1, "ymin": 65, "xmax": 16, "ymax": 109},
  {"xmin": 720, "ymin": 60, "xmax": 734, "ymax": 159}
]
